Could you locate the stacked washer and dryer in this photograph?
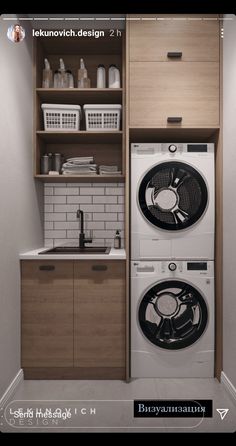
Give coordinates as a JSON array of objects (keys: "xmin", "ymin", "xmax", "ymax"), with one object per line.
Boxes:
[{"xmin": 131, "ymin": 143, "xmax": 215, "ymax": 377}]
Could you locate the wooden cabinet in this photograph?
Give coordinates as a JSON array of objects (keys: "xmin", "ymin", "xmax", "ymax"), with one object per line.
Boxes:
[
  {"xmin": 129, "ymin": 62, "xmax": 219, "ymax": 127},
  {"xmin": 129, "ymin": 14, "xmax": 219, "ymax": 62},
  {"xmin": 74, "ymin": 260, "xmax": 125, "ymax": 373},
  {"xmin": 21, "ymin": 259, "xmax": 126, "ymax": 378},
  {"xmin": 21, "ymin": 261, "xmax": 74, "ymax": 367}
]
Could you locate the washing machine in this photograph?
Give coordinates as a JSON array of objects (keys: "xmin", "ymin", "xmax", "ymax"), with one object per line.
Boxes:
[
  {"xmin": 131, "ymin": 260, "xmax": 214, "ymax": 378},
  {"xmin": 131, "ymin": 143, "xmax": 215, "ymax": 260}
]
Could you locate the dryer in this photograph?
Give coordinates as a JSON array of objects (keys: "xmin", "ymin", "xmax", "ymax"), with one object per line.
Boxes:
[
  {"xmin": 131, "ymin": 260, "xmax": 214, "ymax": 378},
  {"xmin": 131, "ymin": 143, "xmax": 215, "ymax": 260}
]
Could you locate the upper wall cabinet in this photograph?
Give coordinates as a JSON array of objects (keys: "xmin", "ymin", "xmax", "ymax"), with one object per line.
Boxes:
[
  {"xmin": 129, "ymin": 14, "xmax": 220, "ymax": 62},
  {"xmin": 129, "ymin": 62, "xmax": 219, "ymax": 127}
]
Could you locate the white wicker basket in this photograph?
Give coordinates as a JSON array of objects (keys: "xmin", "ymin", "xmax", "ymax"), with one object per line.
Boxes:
[
  {"xmin": 41, "ymin": 104, "xmax": 81, "ymax": 131},
  {"xmin": 84, "ymin": 104, "xmax": 122, "ymax": 131}
]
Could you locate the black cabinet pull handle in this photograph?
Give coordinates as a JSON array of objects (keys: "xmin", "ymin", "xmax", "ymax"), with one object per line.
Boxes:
[
  {"xmin": 167, "ymin": 117, "xmax": 182, "ymax": 123},
  {"xmin": 167, "ymin": 52, "xmax": 182, "ymax": 58},
  {"xmin": 39, "ymin": 265, "xmax": 55, "ymax": 271},
  {"xmin": 92, "ymin": 265, "xmax": 108, "ymax": 271}
]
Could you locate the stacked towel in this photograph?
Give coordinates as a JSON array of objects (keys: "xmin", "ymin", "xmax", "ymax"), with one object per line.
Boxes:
[
  {"xmin": 99, "ymin": 165, "xmax": 122, "ymax": 176},
  {"xmin": 62, "ymin": 157, "xmax": 97, "ymax": 175}
]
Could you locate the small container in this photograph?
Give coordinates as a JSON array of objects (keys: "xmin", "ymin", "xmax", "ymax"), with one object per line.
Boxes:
[
  {"xmin": 114, "ymin": 230, "xmax": 121, "ymax": 249},
  {"xmin": 53, "ymin": 153, "xmax": 62, "ymax": 173},
  {"xmin": 40, "ymin": 155, "xmax": 49, "ymax": 174},
  {"xmin": 66, "ymin": 70, "xmax": 74, "ymax": 88},
  {"xmin": 97, "ymin": 64, "xmax": 106, "ymax": 88},
  {"xmin": 53, "ymin": 70, "xmax": 61, "ymax": 88},
  {"xmin": 42, "ymin": 58, "xmax": 53, "ymax": 88},
  {"xmin": 108, "ymin": 65, "xmax": 120, "ymax": 88},
  {"xmin": 48, "ymin": 153, "xmax": 53, "ymax": 171}
]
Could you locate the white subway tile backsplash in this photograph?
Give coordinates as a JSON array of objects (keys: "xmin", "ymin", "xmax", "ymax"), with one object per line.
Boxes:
[
  {"xmin": 105, "ymin": 204, "xmax": 124, "ymax": 213},
  {"xmin": 45, "ymin": 230, "xmax": 66, "ymax": 239},
  {"xmin": 87, "ymin": 221, "xmax": 105, "ymax": 230},
  {"xmin": 44, "ymin": 187, "xmax": 53, "ymax": 195},
  {"xmin": 44, "ymin": 182, "xmax": 125, "ymax": 247},
  {"xmin": 105, "ymin": 187, "xmax": 123, "ymax": 195},
  {"xmin": 45, "ymin": 213, "xmax": 66, "ymax": 221},
  {"xmin": 54, "ymin": 221, "xmax": 79, "ymax": 230},
  {"xmin": 45, "ymin": 239, "xmax": 54, "ymax": 247},
  {"xmin": 45, "ymin": 195, "xmax": 66, "ymax": 204},
  {"xmin": 44, "ymin": 221, "xmax": 54, "ymax": 230},
  {"xmin": 54, "ymin": 204, "xmax": 78, "ymax": 213},
  {"xmin": 67, "ymin": 195, "xmax": 92, "ymax": 204},
  {"xmin": 105, "ymin": 221, "xmax": 124, "ymax": 230},
  {"xmin": 44, "ymin": 204, "xmax": 53, "ymax": 213},
  {"xmin": 93, "ymin": 213, "xmax": 117, "ymax": 221},
  {"xmin": 118, "ymin": 195, "xmax": 125, "ymax": 204},
  {"xmin": 93, "ymin": 195, "xmax": 117, "ymax": 204},
  {"xmin": 93, "ymin": 230, "xmax": 116, "ymax": 239},
  {"xmin": 80, "ymin": 187, "xmax": 104, "ymax": 195},
  {"xmin": 55, "ymin": 187, "xmax": 79, "ymax": 195},
  {"xmin": 77, "ymin": 204, "xmax": 104, "ymax": 212}
]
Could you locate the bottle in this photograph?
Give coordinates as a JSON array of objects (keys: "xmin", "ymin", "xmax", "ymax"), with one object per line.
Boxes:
[
  {"xmin": 78, "ymin": 58, "xmax": 91, "ymax": 88},
  {"xmin": 114, "ymin": 230, "xmax": 121, "ymax": 249},
  {"xmin": 52, "ymin": 153, "xmax": 62, "ymax": 173},
  {"xmin": 108, "ymin": 65, "xmax": 120, "ymax": 88},
  {"xmin": 66, "ymin": 70, "xmax": 74, "ymax": 88},
  {"xmin": 59, "ymin": 58, "xmax": 67, "ymax": 88},
  {"xmin": 42, "ymin": 58, "xmax": 53, "ymax": 88},
  {"xmin": 53, "ymin": 70, "xmax": 61, "ymax": 88},
  {"xmin": 96, "ymin": 64, "xmax": 106, "ymax": 88},
  {"xmin": 40, "ymin": 155, "xmax": 49, "ymax": 174}
]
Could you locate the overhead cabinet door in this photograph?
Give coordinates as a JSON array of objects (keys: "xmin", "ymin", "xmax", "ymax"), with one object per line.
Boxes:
[
  {"xmin": 129, "ymin": 14, "xmax": 219, "ymax": 62},
  {"xmin": 129, "ymin": 62, "xmax": 219, "ymax": 127}
]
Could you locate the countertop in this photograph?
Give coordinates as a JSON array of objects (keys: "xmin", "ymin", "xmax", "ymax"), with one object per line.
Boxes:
[{"xmin": 19, "ymin": 247, "xmax": 126, "ymax": 260}]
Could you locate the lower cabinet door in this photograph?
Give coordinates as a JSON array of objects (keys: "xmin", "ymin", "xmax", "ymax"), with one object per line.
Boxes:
[
  {"xmin": 74, "ymin": 260, "xmax": 126, "ymax": 368},
  {"xmin": 21, "ymin": 260, "xmax": 74, "ymax": 367}
]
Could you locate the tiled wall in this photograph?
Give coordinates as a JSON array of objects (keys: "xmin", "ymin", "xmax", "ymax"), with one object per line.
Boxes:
[{"xmin": 44, "ymin": 183, "xmax": 125, "ymax": 248}]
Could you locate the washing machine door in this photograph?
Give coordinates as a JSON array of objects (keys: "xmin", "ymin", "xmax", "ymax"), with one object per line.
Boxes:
[
  {"xmin": 138, "ymin": 161, "xmax": 208, "ymax": 231},
  {"xmin": 138, "ymin": 280, "xmax": 208, "ymax": 350}
]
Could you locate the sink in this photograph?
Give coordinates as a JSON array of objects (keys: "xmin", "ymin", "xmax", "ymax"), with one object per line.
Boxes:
[{"xmin": 39, "ymin": 246, "xmax": 111, "ymax": 255}]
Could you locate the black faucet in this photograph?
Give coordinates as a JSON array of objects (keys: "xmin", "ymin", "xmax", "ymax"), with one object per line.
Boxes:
[{"xmin": 76, "ymin": 209, "xmax": 92, "ymax": 248}]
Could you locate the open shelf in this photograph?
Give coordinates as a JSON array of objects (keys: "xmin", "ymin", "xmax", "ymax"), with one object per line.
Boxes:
[
  {"xmin": 36, "ymin": 131, "xmax": 123, "ymax": 144},
  {"xmin": 37, "ymin": 88, "xmax": 123, "ymax": 104},
  {"xmin": 35, "ymin": 175, "xmax": 125, "ymax": 183}
]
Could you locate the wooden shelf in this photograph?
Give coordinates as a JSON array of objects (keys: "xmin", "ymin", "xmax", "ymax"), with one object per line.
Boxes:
[
  {"xmin": 35, "ymin": 175, "xmax": 125, "ymax": 183},
  {"xmin": 129, "ymin": 127, "xmax": 220, "ymax": 143},
  {"xmin": 36, "ymin": 131, "xmax": 123, "ymax": 144},
  {"xmin": 37, "ymin": 88, "xmax": 123, "ymax": 104}
]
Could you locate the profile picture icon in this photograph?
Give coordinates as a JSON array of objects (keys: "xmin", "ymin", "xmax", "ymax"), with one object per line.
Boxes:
[{"xmin": 7, "ymin": 24, "xmax": 25, "ymax": 43}]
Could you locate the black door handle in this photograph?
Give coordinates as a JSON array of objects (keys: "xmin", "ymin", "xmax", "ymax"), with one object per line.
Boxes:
[
  {"xmin": 167, "ymin": 52, "xmax": 182, "ymax": 58},
  {"xmin": 92, "ymin": 265, "xmax": 108, "ymax": 271},
  {"xmin": 39, "ymin": 265, "xmax": 55, "ymax": 271},
  {"xmin": 167, "ymin": 117, "xmax": 182, "ymax": 123}
]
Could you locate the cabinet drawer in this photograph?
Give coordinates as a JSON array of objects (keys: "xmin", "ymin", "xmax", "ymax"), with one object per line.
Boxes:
[
  {"xmin": 21, "ymin": 260, "xmax": 74, "ymax": 367},
  {"xmin": 129, "ymin": 62, "xmax": 219, "ymax": 127},
  {"xmin": 129, "ymin": 14, "xmax": 219, "ymax": 62},
  {"xmin": 74, "ymin": 260, "xmax": 125, "ymax": 368}
]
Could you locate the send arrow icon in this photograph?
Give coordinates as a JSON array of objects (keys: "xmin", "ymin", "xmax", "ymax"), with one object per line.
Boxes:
[{"xmin": 216, "ymin": 408, "xmax": 229, "ymax": 420}]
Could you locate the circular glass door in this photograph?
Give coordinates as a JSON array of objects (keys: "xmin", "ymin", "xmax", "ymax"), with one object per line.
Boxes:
[
  {"xmin": 138, "ymin": 161, "xmax": 208, "ymax": 231},
  {"xmin": 138, "ymin": 280, "xmax": 208, "ymax": 350}
]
